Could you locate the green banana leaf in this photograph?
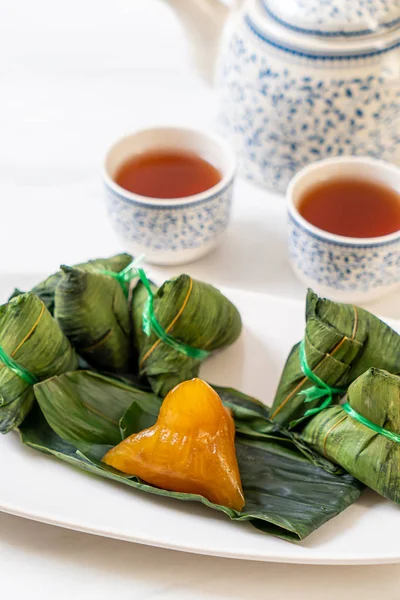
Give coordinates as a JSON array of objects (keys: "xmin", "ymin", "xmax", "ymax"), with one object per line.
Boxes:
[
  {"xmin": 34, "ymin": 371, "xmax": 160, "ymax": 450},
  {"xmin": 213, "ymin": 386, "xmax": 342, "ymax": 473},
  {"xmin": 0, "ymin": 293, "xmax": 78, "ymax": 433},
  {"xmin": 54, "ymin": 267, "xmax": 132, "ymax": 373},
  {"xmin": 30, "ymin": 371, "xmax": 361, "ymax": 542},
  {"xmin": 271, "ymin": 289, "xmax": 400, "ymax": 428},
  {"xmin": 9, "ymin": 253, "xmax": 133, "ymax": 314},
  {"xmin": 303, "ymin": 368, "xmax": 400, "ymax": 503},
  {"xmin": 132, "ymin": 276, "xmax": 242, "ymax": 396},
  {"xmin": 34, "ymin": 372, "xmax": 338, "ymax": 474},
  {"xmin": 34, "ymin": 373, "xmax": 270, "ymax": 449}
]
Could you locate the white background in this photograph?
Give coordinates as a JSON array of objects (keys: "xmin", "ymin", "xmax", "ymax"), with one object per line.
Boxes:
[
  {"xmin": 1, "ymin": 0, "xmax": 400, "ymax": 597},
  {"xmin": 0, "ymin": 0, "xmax": 311, "ymax": 301}
]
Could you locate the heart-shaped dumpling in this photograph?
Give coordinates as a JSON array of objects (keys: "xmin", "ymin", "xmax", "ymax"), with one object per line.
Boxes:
[{"xmin": 103, "ymin": 378, "xmax": 245, "ymax": 510}]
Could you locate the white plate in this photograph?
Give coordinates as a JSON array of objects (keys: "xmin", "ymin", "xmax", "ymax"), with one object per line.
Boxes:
[{"xmin": 1, "ymin": 274, "xmax": 400, "ymax": 565}]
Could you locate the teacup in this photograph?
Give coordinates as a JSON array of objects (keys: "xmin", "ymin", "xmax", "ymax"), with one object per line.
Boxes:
[
  {"xmin": 104, "ymin": 126, "xmax": 236, "ymax": 266},
  {"xmin": 287, "ymin": 157, "xmax": 400, "ymax": 304}
]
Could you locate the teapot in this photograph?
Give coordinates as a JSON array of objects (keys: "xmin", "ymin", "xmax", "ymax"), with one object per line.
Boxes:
[{"xmin": 165, "ymin": 0, "xmax": 400, "ymax": 192}]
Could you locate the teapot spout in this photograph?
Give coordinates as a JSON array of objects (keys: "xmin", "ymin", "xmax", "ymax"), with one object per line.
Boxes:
[{"xmin": 166, "ymin": 0, "xmax": 230, "ymax": 84}]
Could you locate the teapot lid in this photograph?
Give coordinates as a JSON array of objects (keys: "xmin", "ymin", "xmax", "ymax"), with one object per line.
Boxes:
[{"xmin": 262, "ymin": 0, "xmax": 400, "ymax": 37}]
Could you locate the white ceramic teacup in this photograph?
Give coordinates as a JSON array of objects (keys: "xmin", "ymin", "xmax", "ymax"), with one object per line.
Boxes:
[
  {"xmin": 287, "ymin": 157, "xmax": 400, "ymax": 304},
  {"xmin": 104, "ymin": 126, "xmax": 236, "ymax": 266}
]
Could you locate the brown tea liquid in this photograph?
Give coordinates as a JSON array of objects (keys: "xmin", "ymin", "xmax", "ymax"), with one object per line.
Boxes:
[
  {"xmin": 298, "ymin": 177, "xmax": 400, "ymax": 238},
  {"xmin": 115, "ymin": 150, "xmax": 222, "ymax": 199}
]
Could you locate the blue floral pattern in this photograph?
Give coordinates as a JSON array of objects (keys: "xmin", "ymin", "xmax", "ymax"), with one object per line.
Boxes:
[
  {"xmin": 288, "ymin": 215, "xmax": 400, "ymax": 292},
  {"xmin": 105, "ymin": 185, "xmax": 233, "ymax": 252},
  {"xmin": 264, "ymin": 0, "xmax": 400, "ymax": 35},
  {"xmin": 216, "ymin": 16, "xmax": 400, "ymax": 192}
]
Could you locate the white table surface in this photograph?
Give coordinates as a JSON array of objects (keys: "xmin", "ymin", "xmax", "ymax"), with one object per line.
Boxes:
[{"xmin": 2, "ymin": 0, "xmax": 400, "ymax": 597}]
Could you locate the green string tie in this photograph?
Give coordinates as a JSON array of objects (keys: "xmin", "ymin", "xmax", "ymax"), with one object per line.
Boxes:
[
  {"xmin": 0, "ymin": 346, "xmax": 38, "ymax": 385},
  {"xmin": 101, "ymin": 260, "xmax": 210, "ymax": 360},
  {"xmin": 290, "ymin": 340, "xmax": 346, "ymax": 428},
  {"xmin": 101, "ymin": 257, "xmax": 143, "ymax": 297},
  {"xmin": 342, "ymin": 402, "xmax": 400, "ymax": 444},
  {"xmin": 137, "ymin": 268, "xmax": 210, "ymax": 361}
]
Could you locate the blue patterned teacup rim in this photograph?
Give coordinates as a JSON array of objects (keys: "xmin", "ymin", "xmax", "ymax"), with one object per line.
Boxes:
[
  {"xmin": 103, "ymin": 126, "xmax": 237, "ymax": 208},
  {"xmin": 287, "ymin": 156, "xmax": 400, "ymax": 246}
]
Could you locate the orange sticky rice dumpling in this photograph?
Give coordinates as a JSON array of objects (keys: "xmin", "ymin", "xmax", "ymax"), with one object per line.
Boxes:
[{"xmin": 103, "ymin": 378, "xmax": 245, "ymax": 510}]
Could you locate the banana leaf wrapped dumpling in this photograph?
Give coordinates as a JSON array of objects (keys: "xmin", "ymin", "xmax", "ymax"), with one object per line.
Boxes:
[
  {"xmin": 9, "ymin": 253, "xmax": 133, "ymax": 314},
  {"xmin": 54, "ymin": 266, "xmax": 132, "ymax": 373},
  {"xmin": 132, "ymin": 275, "xmax": 242, "ymax": 397},
  {"xmin": 27, "ymin": 371, "xmax": 361, "ymax": 541},
  {"xmin": 0, "ymin": 293, "xmax": 78, "ymax": 433},
  {"xmin": 270, "ymin": 290, "xmax": 400, "ymax": 428},
  {"xmin": 302, "ymin": 368, "xmax": 400, "ymax": 503}
]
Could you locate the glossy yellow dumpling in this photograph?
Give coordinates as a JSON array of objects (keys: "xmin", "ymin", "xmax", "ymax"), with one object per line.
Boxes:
[{"xmin": 103, "ymin": 378, "xmax": 245, "ymax": 510}]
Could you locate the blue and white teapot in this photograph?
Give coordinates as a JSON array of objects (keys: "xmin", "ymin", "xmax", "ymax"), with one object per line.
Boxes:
[{"xmin": 165, "ymin": 0, "xmax": 400, "ymax": 192}]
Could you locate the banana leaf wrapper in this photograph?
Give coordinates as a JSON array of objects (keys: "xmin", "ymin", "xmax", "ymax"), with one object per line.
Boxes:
[
  {"xmin": 132, "ymin": 276, "xmax": 242, "ymax": 396},
  {"xmin": 9, "ymin": 253, "xmax": 133, "ymax": 314},
  {"xmin": 271, "ymin": 289, "xmax": 400, "ymax": 428},
  {"xmin": 29, "ymin": 371, "xmax": 361, "ymax": 542},
  {"xmin": 0, "ymin": 293, "xmax": 78, "ymax": 433},
  {"xmin": 54, "ymin": 267, "xmax": 132, "ymax": 374},
  {"xmin": 303, "ymin": 368, "xmax": 400, "ymax": 503}
]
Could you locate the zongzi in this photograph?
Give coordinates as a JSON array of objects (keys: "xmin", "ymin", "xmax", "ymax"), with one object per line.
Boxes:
[
  {"xmin": 132, "ymin": 275, "xmax": 242, "ymax": 396},
  {"xmin": 0, "ymin": 293, "xmax": 78, "ymax": 433},
  {"xmin": 104, "ymin": 379, "xmax": 243, "ymax": 510},
  {"xmin": 271, "ymin": 290, "xmax": 400, "ymax": 428},
  {"xmin": 54, "ymin": 266, "xmax": 132, "ymax": 373},
  {"xmin": 19, "ymin": 375, "xmax": 361, "ymax": 542},
  {"xmin": 9, "ymin": 253, "xmax": 133, "ymax": 314},
  {"xmin": 302, "ymin": 368, "xmax": 400, "ymax": 504}
]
